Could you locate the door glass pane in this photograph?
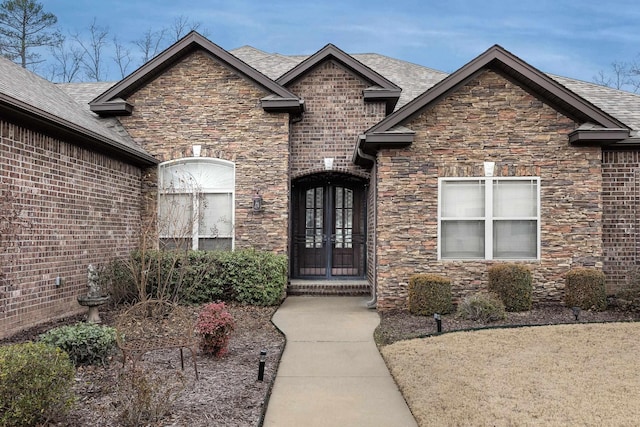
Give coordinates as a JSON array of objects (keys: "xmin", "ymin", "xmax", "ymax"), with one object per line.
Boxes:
[
  {"xmin": 305, "ymin": 188, "xmax": 323, "ymax": 248},
  {"xmin": 442, "ymin": 180, "xmax": 485, "ymax": 217},
  {"xmin": 493, "ymin": 220, "xmax": 537, "ymax": 258},
  {"xmin": 335, "ymin": 187, "xmax": 353, "ymax": 249},
  {"xmin": 441, "ymin": 220, "xmax": 484, "ymax": 258},
  {"xmin": 493, "ymin": 180, "xmax": 537, "ymax": 217}
]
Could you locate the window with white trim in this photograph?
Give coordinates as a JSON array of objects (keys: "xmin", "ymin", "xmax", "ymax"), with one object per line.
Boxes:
[
  {"xmin": 438, "ymin": 177, "xmax": 539, "ymax": 260},
  {"xmin": 158, "ymin": 158, "xmax": 234, "ymax": 251}
]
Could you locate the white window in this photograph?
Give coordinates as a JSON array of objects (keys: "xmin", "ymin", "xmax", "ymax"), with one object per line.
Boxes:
[
  {"xmin": 438, "ymin": 177, "xmax": 539, "ymax": 260},
  {"xmin": 158, "ymin": 158, "xmax": 234, "ymax": 251}
]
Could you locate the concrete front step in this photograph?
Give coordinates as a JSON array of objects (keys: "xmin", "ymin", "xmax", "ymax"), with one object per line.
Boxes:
[{"xmin": 288, "ymin": 280, "xmax": 371, "ymax": 296}]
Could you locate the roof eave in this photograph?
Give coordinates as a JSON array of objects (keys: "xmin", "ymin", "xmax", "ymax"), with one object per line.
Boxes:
[
  {"xmin": 353, "ymin": 131, "xmax": 415, "ymax": 167},
  {"xmin": 1, "ymin": 94, "xmax": 158, "ymax": 166},
  {"xmin": 261, "ymin": 97, "xmax": 305, "ymax": 113},
  {"xmin": 89, "ymin": 99, "xmax": 134, "ymax": 115},
  {"xmin": 568, "ymin": 128, "xmax": 631, "ymax": 145},
  {"xmin": 363, "ymin": 88, "xmax": 401, "ymax": 114}
]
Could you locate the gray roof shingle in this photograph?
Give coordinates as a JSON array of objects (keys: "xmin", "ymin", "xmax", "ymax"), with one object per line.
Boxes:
[
  {"xmin": 0, "ymin": 56, "xmax": 153, "ymax": 162},
  {"xmin": 49, "ymin": 45, "xmax": 640, "ymax": 137},
  {"xmin": 230, "ymin": 46, "xmax": 640, "ymax": 130}
]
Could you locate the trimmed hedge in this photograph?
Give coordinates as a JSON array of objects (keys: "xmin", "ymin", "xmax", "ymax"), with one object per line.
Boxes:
[
  {"xmin": 488, "ymin": 263, "xmax": 533, "ymax": 312},
  {"xmin": 408, "ymin": 274, "xmax": 453, "ymax": 316},
  {"xmin": 107, "ymin": 249, "xmax": 287, "ymax": 306},
  {"xmin": 565, "ymin": 268, "xmax": 607, "ymax": 311}
]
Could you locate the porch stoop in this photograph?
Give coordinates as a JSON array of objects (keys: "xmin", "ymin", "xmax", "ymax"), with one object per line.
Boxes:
[{"xmin": 287, "ymin": 280, "xmax": 371, "ymax": 296}]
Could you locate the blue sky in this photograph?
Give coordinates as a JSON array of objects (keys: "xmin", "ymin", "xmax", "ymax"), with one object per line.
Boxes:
[{"xmin": 42, "ymin": 0, "xmax": 640, "ymax": 86}]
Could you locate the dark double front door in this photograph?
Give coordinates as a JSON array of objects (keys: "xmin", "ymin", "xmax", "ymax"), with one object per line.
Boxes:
[{"xmin": 292, "ymin": 180, "xmax": 366, "ymax": 279}]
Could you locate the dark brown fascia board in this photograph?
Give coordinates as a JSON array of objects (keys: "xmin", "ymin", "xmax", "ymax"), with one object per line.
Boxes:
[
  {"xmin": 88, "ymin": 98, "xmax": 134, "ymax": 115},
  {"xmin": 0, "ymin": 93, "xmax": 158, "ymax": 166},
  {"xmin": 363, "ymin": 87, "xmax": 402, "ymax": 114},
  {"xmin": 276, "ymin": 43, "xmax": 402, "ymax": 97},
  {"xmin": 261, "ymin": 96, "xmax": 305, "ymax": 113},
  {"xmin": 90, "ymin": 31, "xmax": 302, "ymax": 115},
  {"xmin": 367, "ymin": 44, "xmax": 628, "ymax": 134},
  {"xmin": 568, "ymin": 128, "xmax": 630, "ymax": 145},
  {"xmin": 353, "ymin": 131, "xmax": 415, "ymax": 167}
]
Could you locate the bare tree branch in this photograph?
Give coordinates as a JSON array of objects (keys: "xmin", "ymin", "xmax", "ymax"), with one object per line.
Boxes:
[{"xmin": 73, "ymin": 18, "xmax": 110, "ymax": 82}]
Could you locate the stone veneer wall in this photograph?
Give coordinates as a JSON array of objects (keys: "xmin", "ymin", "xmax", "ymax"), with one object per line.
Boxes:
[
  {"xmin": 119, "ymin": 50, "xmax": 291, "ymax": 253},
  {"xmin": 0, "ymin": 120, "xmax": 142, "ymax": 338},
  {"xmin": 375, "ymin": 70, "xmax": 603, "ymax": 311},
  {"xmin": 602, "ymin": 150, "xmax": 640, "ymax": 293},
  {"xmin": 288, "ymin": 60, "xmax": 384, "ymax": 179}
]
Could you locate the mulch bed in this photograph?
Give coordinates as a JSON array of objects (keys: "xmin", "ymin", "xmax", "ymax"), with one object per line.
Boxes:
[
  {"xmin": 375, "ymin": 302, "xmax": 640, "ymax": 346},
  {"xmin": 0, "ymin": 303, "xmax": 284, "ymax": 427}
]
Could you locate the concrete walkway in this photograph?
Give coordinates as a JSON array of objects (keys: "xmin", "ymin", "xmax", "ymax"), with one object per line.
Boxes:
[{"xmin": 263, "ymin": 296, "xmax": 417, "ymax": 427}]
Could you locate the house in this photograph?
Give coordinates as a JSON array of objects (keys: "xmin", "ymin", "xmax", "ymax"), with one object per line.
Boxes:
[{"xmin": 2, "ymin": 31, "xmax": 639, "ymax": 337}]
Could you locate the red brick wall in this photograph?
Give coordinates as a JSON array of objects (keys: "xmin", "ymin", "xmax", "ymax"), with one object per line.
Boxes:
[
  {"xmin": 288, "ymin": 60, "xmax": 384, "ymax": 179},
  {"xmin": 602, "ymin": 150, "xmax": 640, "ymax": 293},
  {"xmin": 0, "ymin": 120, "xmax": 142, "ymax": 338},
  {"xmin": 375, "ymin": 70, "xmax": 602, "ymax": 310},
  {"xmin": 118, "ymin": 50, "xmax": 291, "ymax": 253}
]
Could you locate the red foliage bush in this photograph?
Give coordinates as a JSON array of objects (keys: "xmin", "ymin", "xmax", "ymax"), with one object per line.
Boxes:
[{"xmin": 195, "ymin": 302, "xmax": 235, "ymax": 357}]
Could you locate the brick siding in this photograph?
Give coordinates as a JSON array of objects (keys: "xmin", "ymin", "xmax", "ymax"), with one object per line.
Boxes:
[
  {"xmin": 288, "ymin": 60, "xmax": 384, "ymax": 179},
  {"xmin": 375, "ymin": 70, "xmax": 602, "ymax": 310},
  {"xmin": 0, "ymin": 120, "xmax": 142, "ymax": 338},
  {"xmin": 118, "ymin": 50, "xmax": 291, "ymax": 253},
  {"xmin": 602, "ymin": 150, "xmax": 640, "ymax": 293}
]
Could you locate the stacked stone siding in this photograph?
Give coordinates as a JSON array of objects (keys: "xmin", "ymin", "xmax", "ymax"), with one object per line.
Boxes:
[
  {"xmin": 602, "ymin": 150, "xmax": 640, "ymax": 293},
  {"xmin": 119, "ymin": 50, "xmax": 291, "ymax": 253},
  {"xmin": 288, "ymin": 60, "xmax": 385, "ymax": 179},
  {"xmin": 375, "ymin": 70, "xmax": 602, "ymax": 311},
  {"xmin": 0, "ymin": 120, "xmax": 142, "ymax": 339}
]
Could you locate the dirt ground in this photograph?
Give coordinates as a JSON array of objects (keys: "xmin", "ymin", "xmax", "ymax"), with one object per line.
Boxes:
[
  {"xmin": 0, "ymin": 304, "xmax": 284, "ymax": 427},
  {"xmin": 374, "ymin": 303, "xmax": 640, "ymax": 345}
]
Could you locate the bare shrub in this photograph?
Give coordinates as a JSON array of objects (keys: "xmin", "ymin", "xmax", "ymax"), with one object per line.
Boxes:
[
  {"xmin": 113, "ymin": 366, "xmax": 186, "ymax": 427},
  {"xmin": 456, "ymin": 292, "xmax": 506, "ymax": 322}
]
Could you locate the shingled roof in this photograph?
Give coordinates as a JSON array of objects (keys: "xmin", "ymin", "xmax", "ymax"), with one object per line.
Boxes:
[
  {"xmin": 48, "ymin": 38, "xmax": 640, "ymax": 166},
  {"xmin": 0, "ymin": 57, "xmax": 156, "ymax": 165}
]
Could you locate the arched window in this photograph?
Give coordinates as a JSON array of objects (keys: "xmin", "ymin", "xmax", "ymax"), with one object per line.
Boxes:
[{"xmin": 158, "ymin": 158, "xmax": 234, "ymax": 250}]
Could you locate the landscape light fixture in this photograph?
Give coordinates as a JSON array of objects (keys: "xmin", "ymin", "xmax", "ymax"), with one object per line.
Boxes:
[
  {"xmin": 258, "ymin": 349, "xmax": 267, "ymax": 381},
  {"xmin": 434, "ymin": 313, "xmax": 442, "ymax": 333},
  {"xmin": 572, "ymin": 306, "xmax": 581, "ymax": 321}
]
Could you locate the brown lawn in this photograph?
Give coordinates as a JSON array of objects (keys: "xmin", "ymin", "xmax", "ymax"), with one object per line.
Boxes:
[{"xmin": 381, "ymin": 323, "xmax": 640, "ymax": 427}]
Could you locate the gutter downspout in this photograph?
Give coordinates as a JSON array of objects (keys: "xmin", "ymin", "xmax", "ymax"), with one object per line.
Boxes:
[{"xmin": 357, "ymin": 147, "xmax": 378, "ymax": 309}]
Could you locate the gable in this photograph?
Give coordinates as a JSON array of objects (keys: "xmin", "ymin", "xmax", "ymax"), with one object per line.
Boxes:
[
  {"xmin": 354, "ymin": 45, "xmax": 631, "ymax": 167},
  {"xmin": 89, "ymin": 32, "xmax": 302, "ymax": 116},
  {"xmin": 277, "ymin": 44, "xmax": 401, "ymax": 114}
]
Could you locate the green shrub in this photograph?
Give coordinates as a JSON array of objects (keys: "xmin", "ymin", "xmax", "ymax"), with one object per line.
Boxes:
[
  {"xmin": 456, "ymin": 292, "xmax": 506, "ymax": 322},
  {"xmin": 39, "ymin": 322, "xmax": 117, "ymax": 366},
  {"xmin": 408, "ymin": 274, "xmax": 453, "ymax": 316},
  {"xmin": 222, "ymin": 249, "xmax": 287, "ymax": 306},
  {"xmin": 113, "ymin": 249, "xmax": 287, "ymax": 305},
  {"xmin": 0, "ymin": 342, "xmax": 75, "ymax": 426},
  {"xmin": 564, "ymin": 268, "xmax": 607, "ymax": 311},
  {"xmin": 195, "ymin": 302, "xmax": 235, "ymax": 357},
  {"xmin": 488, "ymin": 263, "xmax": 533, "ymax": 312}
]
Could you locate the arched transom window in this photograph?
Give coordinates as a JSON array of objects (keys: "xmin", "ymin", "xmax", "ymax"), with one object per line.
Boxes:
[{"xmin": 158, "ymin": 158, "xmax": 234, "ymax": 250}]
